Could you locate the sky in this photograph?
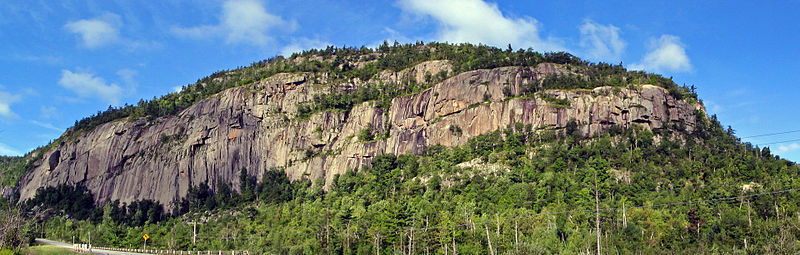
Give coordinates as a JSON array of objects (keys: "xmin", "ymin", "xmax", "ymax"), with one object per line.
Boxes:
[{"xmin": 0, "ymin": 0, "xmax": 799, "ymax": 162}]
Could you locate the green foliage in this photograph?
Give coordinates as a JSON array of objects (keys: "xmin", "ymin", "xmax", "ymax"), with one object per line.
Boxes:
[
  {"xmin": 22, "ymin": 245, "xmax": 79, "ymax": 254},
  {"xmin": 358, "ymin": 127, "xmax": 375, "ymax": 142},
  {"xmin": 24, "ymin": 183, "xmax": 97, "ymax": 221},
  {"xmin": 174, "ymin": 168, "xmax": 296, "ymax": 215},
  {"xmin": 449, "ymin": 125, "xmax": 463, "ymax": 136},
  {"xmin": 0, "ymin": 156, "xmax": 25, "ymax": 186},
  {"xmin": 23, "ymin": 183, "xmax": 165, "ymax": 227},
  {"xmin": 538, "ymin": 92, "xmax": 572, "ymax": 108}
]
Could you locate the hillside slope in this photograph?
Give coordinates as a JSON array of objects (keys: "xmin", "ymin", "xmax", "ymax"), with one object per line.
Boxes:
[{"xmin": 17, "ymin": 58, "xmax": 699, "ymax": 208}]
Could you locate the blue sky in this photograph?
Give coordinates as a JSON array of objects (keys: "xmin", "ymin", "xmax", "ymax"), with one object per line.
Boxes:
[{"xmin": 1, "ymin": 0, "xmax": 799, "ymax": 162}]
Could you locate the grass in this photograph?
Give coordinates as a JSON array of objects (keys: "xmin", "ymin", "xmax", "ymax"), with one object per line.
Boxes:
[{"xmin": 22, "ymin": 245, "xmax": 78, "ymax": 255}]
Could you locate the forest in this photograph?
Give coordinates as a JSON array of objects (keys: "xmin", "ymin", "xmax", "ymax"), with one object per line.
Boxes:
[{"xmin": 9, "ymin": 111, "xmax": 800, "ymax": 254}]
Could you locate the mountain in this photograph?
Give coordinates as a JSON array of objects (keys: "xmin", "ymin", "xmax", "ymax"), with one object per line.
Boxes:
[
  {"xmin": 11, "ymin": 43, "xmax": 699, "ymax": 209},
  {"xmin": 4, "ymin": 42, "xmax": 799, "ymax": 253}
]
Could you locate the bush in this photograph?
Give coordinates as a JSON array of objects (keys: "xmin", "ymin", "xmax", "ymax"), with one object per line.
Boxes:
[{"xmin": 358, "ymin": 126, "xmax": 375, "ymax": 142}]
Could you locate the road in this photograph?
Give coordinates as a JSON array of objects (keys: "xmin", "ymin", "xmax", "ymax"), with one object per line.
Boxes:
[{"xmin": 35, "ymin": 238, "xmax": 153, "ymax": 255}]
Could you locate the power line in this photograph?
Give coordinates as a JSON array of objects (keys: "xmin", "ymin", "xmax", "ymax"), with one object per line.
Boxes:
[
  {"xmin": 742, "ymin": 129, "xmax": 800, "ymax": 139},
  {"xmin": 758, "ymin": 138, "xmax": 800, "ymax": 146}
]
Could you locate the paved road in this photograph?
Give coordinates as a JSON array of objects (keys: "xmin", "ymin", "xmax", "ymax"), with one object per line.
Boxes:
[{"xmin": 35, "ymin": 238, "xmax": 152, "ymax": 255}]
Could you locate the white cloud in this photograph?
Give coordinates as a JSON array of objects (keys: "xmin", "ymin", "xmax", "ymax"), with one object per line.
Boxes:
[
  {"xmin": 116, "ymin": 68, "xmax": 138, "ymax": 94},
  {"xmin": 777, "ymin": 143, "xmax": 800, "ymax": 154},
  {"xmin": 30, "ymin": 120, "xmax": 63, "ymax": 132},
  {"xmin": 172, "ymin": 86, "xmax": 184, "ymax": 93},
  {"xmin": 58, "ymin": 70, "xmax": 123, "ymax": 105},
  {"xmin": 40, "ymin": 106, "xmax": 57, "ymax": 119},
  {"xmin": 630, "ymin": 35, "xmax": 692, "ymax": 73},
  {"xmin": 0, "ymin": 90, "xmax": 21, "ymax": 119},
  {"xmin": 0, "ymin": 142, "xmax": 22, "ymax": 156},
  {"xmin": 279, "ymin": 38, "xmax": 330, "ymax": 57},
  {"xmin": 65, "ymin": 13, "xmax": 121, "ymax": 49},
  {"xmin": 116, "ymin": 68, "xmax": 137, "ymax": 84},
  {"xmin": 397, "ymin": 0, "xmax": 565, "ymax": 52},
  {"xmin": 172, "ymin": 0, "xmax": 294, "ymax": 46},
  {"xmin": 12, "ymin": 54, "xmax": 62, "ymax": 65},
  {"xmin": 579, "ymin": 20, "xmax": 625, "ymax": 62}
]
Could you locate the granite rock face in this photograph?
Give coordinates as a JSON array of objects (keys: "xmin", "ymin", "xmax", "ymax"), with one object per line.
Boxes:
[{"xmin": 17, "ymin": 61, "xmax": 702, "ymax": 208}]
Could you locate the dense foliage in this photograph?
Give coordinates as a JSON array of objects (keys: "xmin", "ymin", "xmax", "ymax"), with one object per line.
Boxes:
[
  {"xmin": 23, "ymin": 183, "xmax": 166, "ymax": 228},
  {"xmin": 0, "ymin": 156, "xmax": 30, "ymax": 187},
  {"xmin": 32, "ymin": 111, "xmax": 800, "ymax": 254}
]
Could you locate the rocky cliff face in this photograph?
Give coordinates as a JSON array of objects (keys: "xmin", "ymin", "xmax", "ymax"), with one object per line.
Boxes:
[{"xmin": 17, "ymin": 61, "xmax": 703, "ymax": 208}]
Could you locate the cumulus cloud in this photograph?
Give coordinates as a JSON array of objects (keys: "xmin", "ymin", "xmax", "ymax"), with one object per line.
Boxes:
[
  {"xmin": 0, "ymin": 90, "xmax": 21, "ymax": 119},
  {"xmin": 777, "ymin": 143, "xmax": 800, "ymax": 154},
  {"xmin": 579, "ymin": 20, "xmax": 625, "ymax": 62},
  {"xmin": 172, "ymin": 0, "xmax": 294, "ymax": 46},
  {"xmin": 630, "ymin": 35, "xmax": 692, "ymax": 73},
  {"xmin": 0, "ymin": 142, "xmax": 22, "ymax": 156},
  {"xmin": 397, "ymin": 0, "xmax": 565, "ymax": 52},
  {"xmin": 65, "ymin": 13, "xmax": 121, "ymax": 49},
  {"xmin": 279, "ymin": 38, "xmax": 330, "ymax": 57},
  {"xmin": 58, "ymin": 70, "xmax": 123, "ymax": 105}
]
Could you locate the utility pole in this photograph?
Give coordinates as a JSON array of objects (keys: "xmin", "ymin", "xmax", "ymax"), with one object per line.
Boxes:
[{"xmin": 594, "ymin": 174, "xmax": 601, "ymax": 255}]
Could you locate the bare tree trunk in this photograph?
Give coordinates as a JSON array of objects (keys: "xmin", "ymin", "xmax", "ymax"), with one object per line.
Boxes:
[
  {"xmin": 426, "ymin": 216, "xmax": 430, "ymax": 255},
  {"xmin": 485, "ymin": 225, "xmax": 495, "ymax": 255},
  {"xmin": 623, "ymin": 202, "xmax": 627, "ymax": 228},
  {"xmin": 346, "ymin": 223, "xmax": 350, "ymax": 254},
  {"xmin": 496, "ymin": 213, "xmax": 500, "ymax": 236},
  {"xmin": 452, "ymin": 231, "xmax": 457, "ymax": 255},
  {"xmin": 515, "ymin": 220, "xmax": 519, "ymax": 254},
  {"xmin": 747, "ymin": 200, "xmax": 752, "ymax": 228},
  {"xmin": 375, "ymin": 234, "xmax": 380, "ymax": 255},
  {"xmin": 326, "ymin": 211, "xmax": 330, "ymax": 253},
  {"xmin": 595, "ymin": 174, "xmax": 601, "ymax": 255}
]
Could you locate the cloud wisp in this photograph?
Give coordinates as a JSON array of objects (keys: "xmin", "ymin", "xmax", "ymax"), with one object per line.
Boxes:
[
  {"xmin": 630, "ymin": 35, "xmax": 692, "ymax": 73},
  {"xmin": 58, "ymin": 70, "xmax": 123, "ymax": 105},
  {"xmin": 397, "ymin": 0, "xmax": 565, "ymax": 52},
  {"xmin": 579, "ymin": 20, "xmax": 626, "ymax": 62},
  {"xmin": 172, "ymin": 0, "xmax": 295, "ymax": 46},
  {"xmin": 0, "ymin": 90, "xmax": 21, "ymax": 120},
  {"xmin": 279, "ymin": 38, "xmax": 330, "ymax": 57},
  {"xmin": 0, "ymin": 142, "xmax": 22, "ymax": 156},
  {"xmin": 30, "ymin": 120, "xmax": 63, "ymax": 132}
]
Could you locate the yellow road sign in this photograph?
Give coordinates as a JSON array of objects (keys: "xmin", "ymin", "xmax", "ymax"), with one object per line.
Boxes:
[{"xmin": 143, "ymin": 234, "xmax": 150, "ymax": 240}]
